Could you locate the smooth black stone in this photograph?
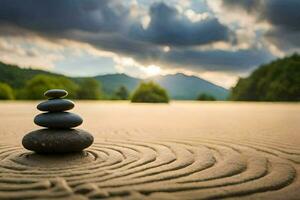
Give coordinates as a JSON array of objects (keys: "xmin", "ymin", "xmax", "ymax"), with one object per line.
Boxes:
[
  {"xmin": 37, "ymin": 99, "xmax": 74, "ymax": 112},
  {"xmin": 34, "ymin": 112, "xmax": 83, "ymax": 128},
  {"xmin": 22, "ymin": 129, "xmax": 94, "ymax": 154},
  {"xmin": 44, "ymin": 89, "xmax": 68, "ymax": 98}
]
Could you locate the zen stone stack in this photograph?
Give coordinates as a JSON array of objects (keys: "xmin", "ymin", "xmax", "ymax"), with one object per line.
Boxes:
[{"xmin": 22, "ymin": 89, "xmax": 94, "ymax": 154}]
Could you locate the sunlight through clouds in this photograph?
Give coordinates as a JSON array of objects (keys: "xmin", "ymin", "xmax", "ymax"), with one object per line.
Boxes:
[{"xmin": 142, "ymin": 65, "xmax": 161, "ymax": 77}]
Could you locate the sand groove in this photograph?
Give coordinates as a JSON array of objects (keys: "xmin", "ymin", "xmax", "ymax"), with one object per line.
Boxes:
[{"xmin": 0, "ymin": 137, "xmax": 299, "ymax": 200}]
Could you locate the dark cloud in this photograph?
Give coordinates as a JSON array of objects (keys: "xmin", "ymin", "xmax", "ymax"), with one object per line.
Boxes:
[
  {"xmin": 264, "ymin": 0, "xmax": 300, "ymax": 31},
  {"xmin": 0, "ymin": 0, "xmax": 128, "ymax": 33},
  {"xmin": 221, "ymin": 0, "xmax": 300, "ymax": 50},
  {"xmin": 221, "ymin": 0, "xmax": 261, "ymax": 13},
  {"xmin": 223, "ymin": 0, "xmax": 300, "ymax": 30},
  {"xmin": 130, "ymin": 2, "xmax": 230, "ymax": 46},
  {"xmin": 264, "ymin": 0, "xmax": 300, "ymax": 50},
  {"xmin": 0, "ymin": 0, "xmax": 279, "ymax": 73},
  {"xmin": 160, "ymin": 48, "xmax": 274, "ymax": 72},
  {"xmin": 74, "ymin": 33, "xmax": 163, "ymax": 63}
]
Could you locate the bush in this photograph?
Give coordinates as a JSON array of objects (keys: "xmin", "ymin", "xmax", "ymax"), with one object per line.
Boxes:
[
  {"xmin": 0, "ymin": 82, "xmax": 14, "ymax": 100},
  {"xmin": 131, "ymin": 81, "xmax": 169, "ymax": 103},
  {"xmin": 114, "ymin": 86, "xmax": 129, "ymax": 100},
  {"xmin": 23, "ymin": 75, "xmax": 78, "ymax": 99},
  {"xmin": 77, "ymin": 78, "xmax": 102, "ymax": 100},
  {"xmin": 197, "ymin": 93, "xmax": 216, "ymax": 101}
]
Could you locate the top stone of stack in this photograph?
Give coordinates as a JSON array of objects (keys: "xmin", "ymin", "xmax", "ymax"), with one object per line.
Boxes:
[{"xmin": 44, "ymin": 89, "xmax": 68, "ymax": 99}]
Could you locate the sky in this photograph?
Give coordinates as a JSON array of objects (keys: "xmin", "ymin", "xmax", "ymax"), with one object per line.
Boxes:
[{"xmin": 0, "ymin": 0, "xmax": 299, "ymax": 88}]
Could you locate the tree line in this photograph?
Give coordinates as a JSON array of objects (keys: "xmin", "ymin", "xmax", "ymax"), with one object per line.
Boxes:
[
  {"xmin": 0, "ymin": 73, "xmax": 171, "ymax": 102},
  {"xmin": 0, "ymin": 75, "xmax": 102, "ymax": 100},
  {"xmin": 230, "ymin": 54, "xmax": 300, "ymax": 101},
  {"xmin": 0, "ymin": 74, "xmax": 217, "ymax": 103}
]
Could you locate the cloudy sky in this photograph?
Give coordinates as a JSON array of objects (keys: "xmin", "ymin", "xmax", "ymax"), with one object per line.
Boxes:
[{"xmin": 0, "ymin": 0, "xmax": 299, "ymax": 88}]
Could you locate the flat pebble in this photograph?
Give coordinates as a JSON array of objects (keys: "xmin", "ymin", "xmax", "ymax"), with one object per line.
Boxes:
[
  {"xmin": 34, "ymin": 112, "xmax": 83, "ymax": 128},
  {"xmin": 44, "ymin": 89, "xmax": 68, "ymax": 98},
  {"xmin": 37, "ymin": 99, "xmax": 74, "ymax": 112},
  {"xmin": 22, "ymin": 129, "xmax": 94, "ymax": 154}
]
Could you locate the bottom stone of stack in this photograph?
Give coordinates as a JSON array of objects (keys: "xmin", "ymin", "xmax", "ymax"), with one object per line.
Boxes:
[{"xmin": 22, "ymin": 129, "xmax": 94, "ymax": 154}]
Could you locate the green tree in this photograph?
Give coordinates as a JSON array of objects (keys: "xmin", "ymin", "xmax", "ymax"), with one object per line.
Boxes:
[
  {"xmin": 0, "ymin": 82, "xmax": 14, "ymax": 100},
  {"xmin": 230, "ymin": 54, "xmax": 300, "ymax": 101},
  {"xmin": 197, "ymin": 93, "xmax": 216, "ymax": 101},
  {"xmin": 77, "ymin": 78, "xmax": 101, "ymax": 100},
  {"xmin": 131, "ymin": 81, "xmax": 169, "ymax": 103},
  {"xmin": 23, "ymin": 75, "xmax": 78, "ymax": 99},
  {"xmin": 114, "ymin": 86, "xmax": 129, "ymax": 100}
]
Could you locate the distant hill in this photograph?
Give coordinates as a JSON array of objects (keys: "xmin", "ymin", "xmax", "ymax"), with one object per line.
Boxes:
[
  {"xmin": 0, "ymin": 62, "xmax": 63, "ymax": 88},
  {"xmin": 94, "ymin": 74, "xmax": 140, "ymax": 96},
  {"xmin": 0, "ymin": 61, "xmax": 229, "ymax": 100},
  {"xmin": 149, "ymin": 73, "xmax": 229, "ymax": 100},
  {"xmin": 94, "ymin": 73, "xmax": 229, "ymax": 100},
  {"xmin": 230, "ymin": 54, "xmax": 300, "ymax": 101}
]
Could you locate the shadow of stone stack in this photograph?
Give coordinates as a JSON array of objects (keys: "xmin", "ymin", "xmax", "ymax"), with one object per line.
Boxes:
[{"xmin": 22, "ymin": 89, "xmax": 94, "ymax": 154}]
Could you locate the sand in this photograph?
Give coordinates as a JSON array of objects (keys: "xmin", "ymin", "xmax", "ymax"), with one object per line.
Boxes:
[{"xmin": 0, "ymin": 101, "xmax": 299, "ymax": 199}]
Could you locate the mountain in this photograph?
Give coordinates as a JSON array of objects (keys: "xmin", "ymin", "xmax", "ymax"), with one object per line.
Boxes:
[
  {"xmin": 94, "ymin": 74, "xmax": 140, "ymax": 96},
  {"xmin": 149, "ymin": 73, "xmax": 229, "ymax": 100},
  {"xmin": 0, "ymin": 62, "xmax": 63, "ymax": 88},
  {"xmin": 94, "ymin": 73, "xmax": 229, "ymax": 100},
  {"xmin": 230, "ymin": 54, "xmax": 300, "ymax": 101}
]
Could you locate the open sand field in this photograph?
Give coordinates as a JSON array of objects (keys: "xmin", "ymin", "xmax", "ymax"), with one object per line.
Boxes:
[{"xmin": 0, "ymin": 101, "xmax": 299, "ymax": 200}]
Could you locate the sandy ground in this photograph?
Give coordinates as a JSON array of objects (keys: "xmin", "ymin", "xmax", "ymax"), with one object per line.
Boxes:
[{"xmin": 0, "ymin": 101, "xmax": 299, "ymax": 199}]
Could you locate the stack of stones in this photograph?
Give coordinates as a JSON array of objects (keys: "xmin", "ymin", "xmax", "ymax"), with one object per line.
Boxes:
[{"xmin": 22, "ymin": 89, "xmax": 93, "ymax": 154}]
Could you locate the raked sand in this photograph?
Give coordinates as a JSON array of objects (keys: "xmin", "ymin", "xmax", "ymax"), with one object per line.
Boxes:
[{"xmin": 0, "ymin": 101, "xmax": 299, "ymax": 200}]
